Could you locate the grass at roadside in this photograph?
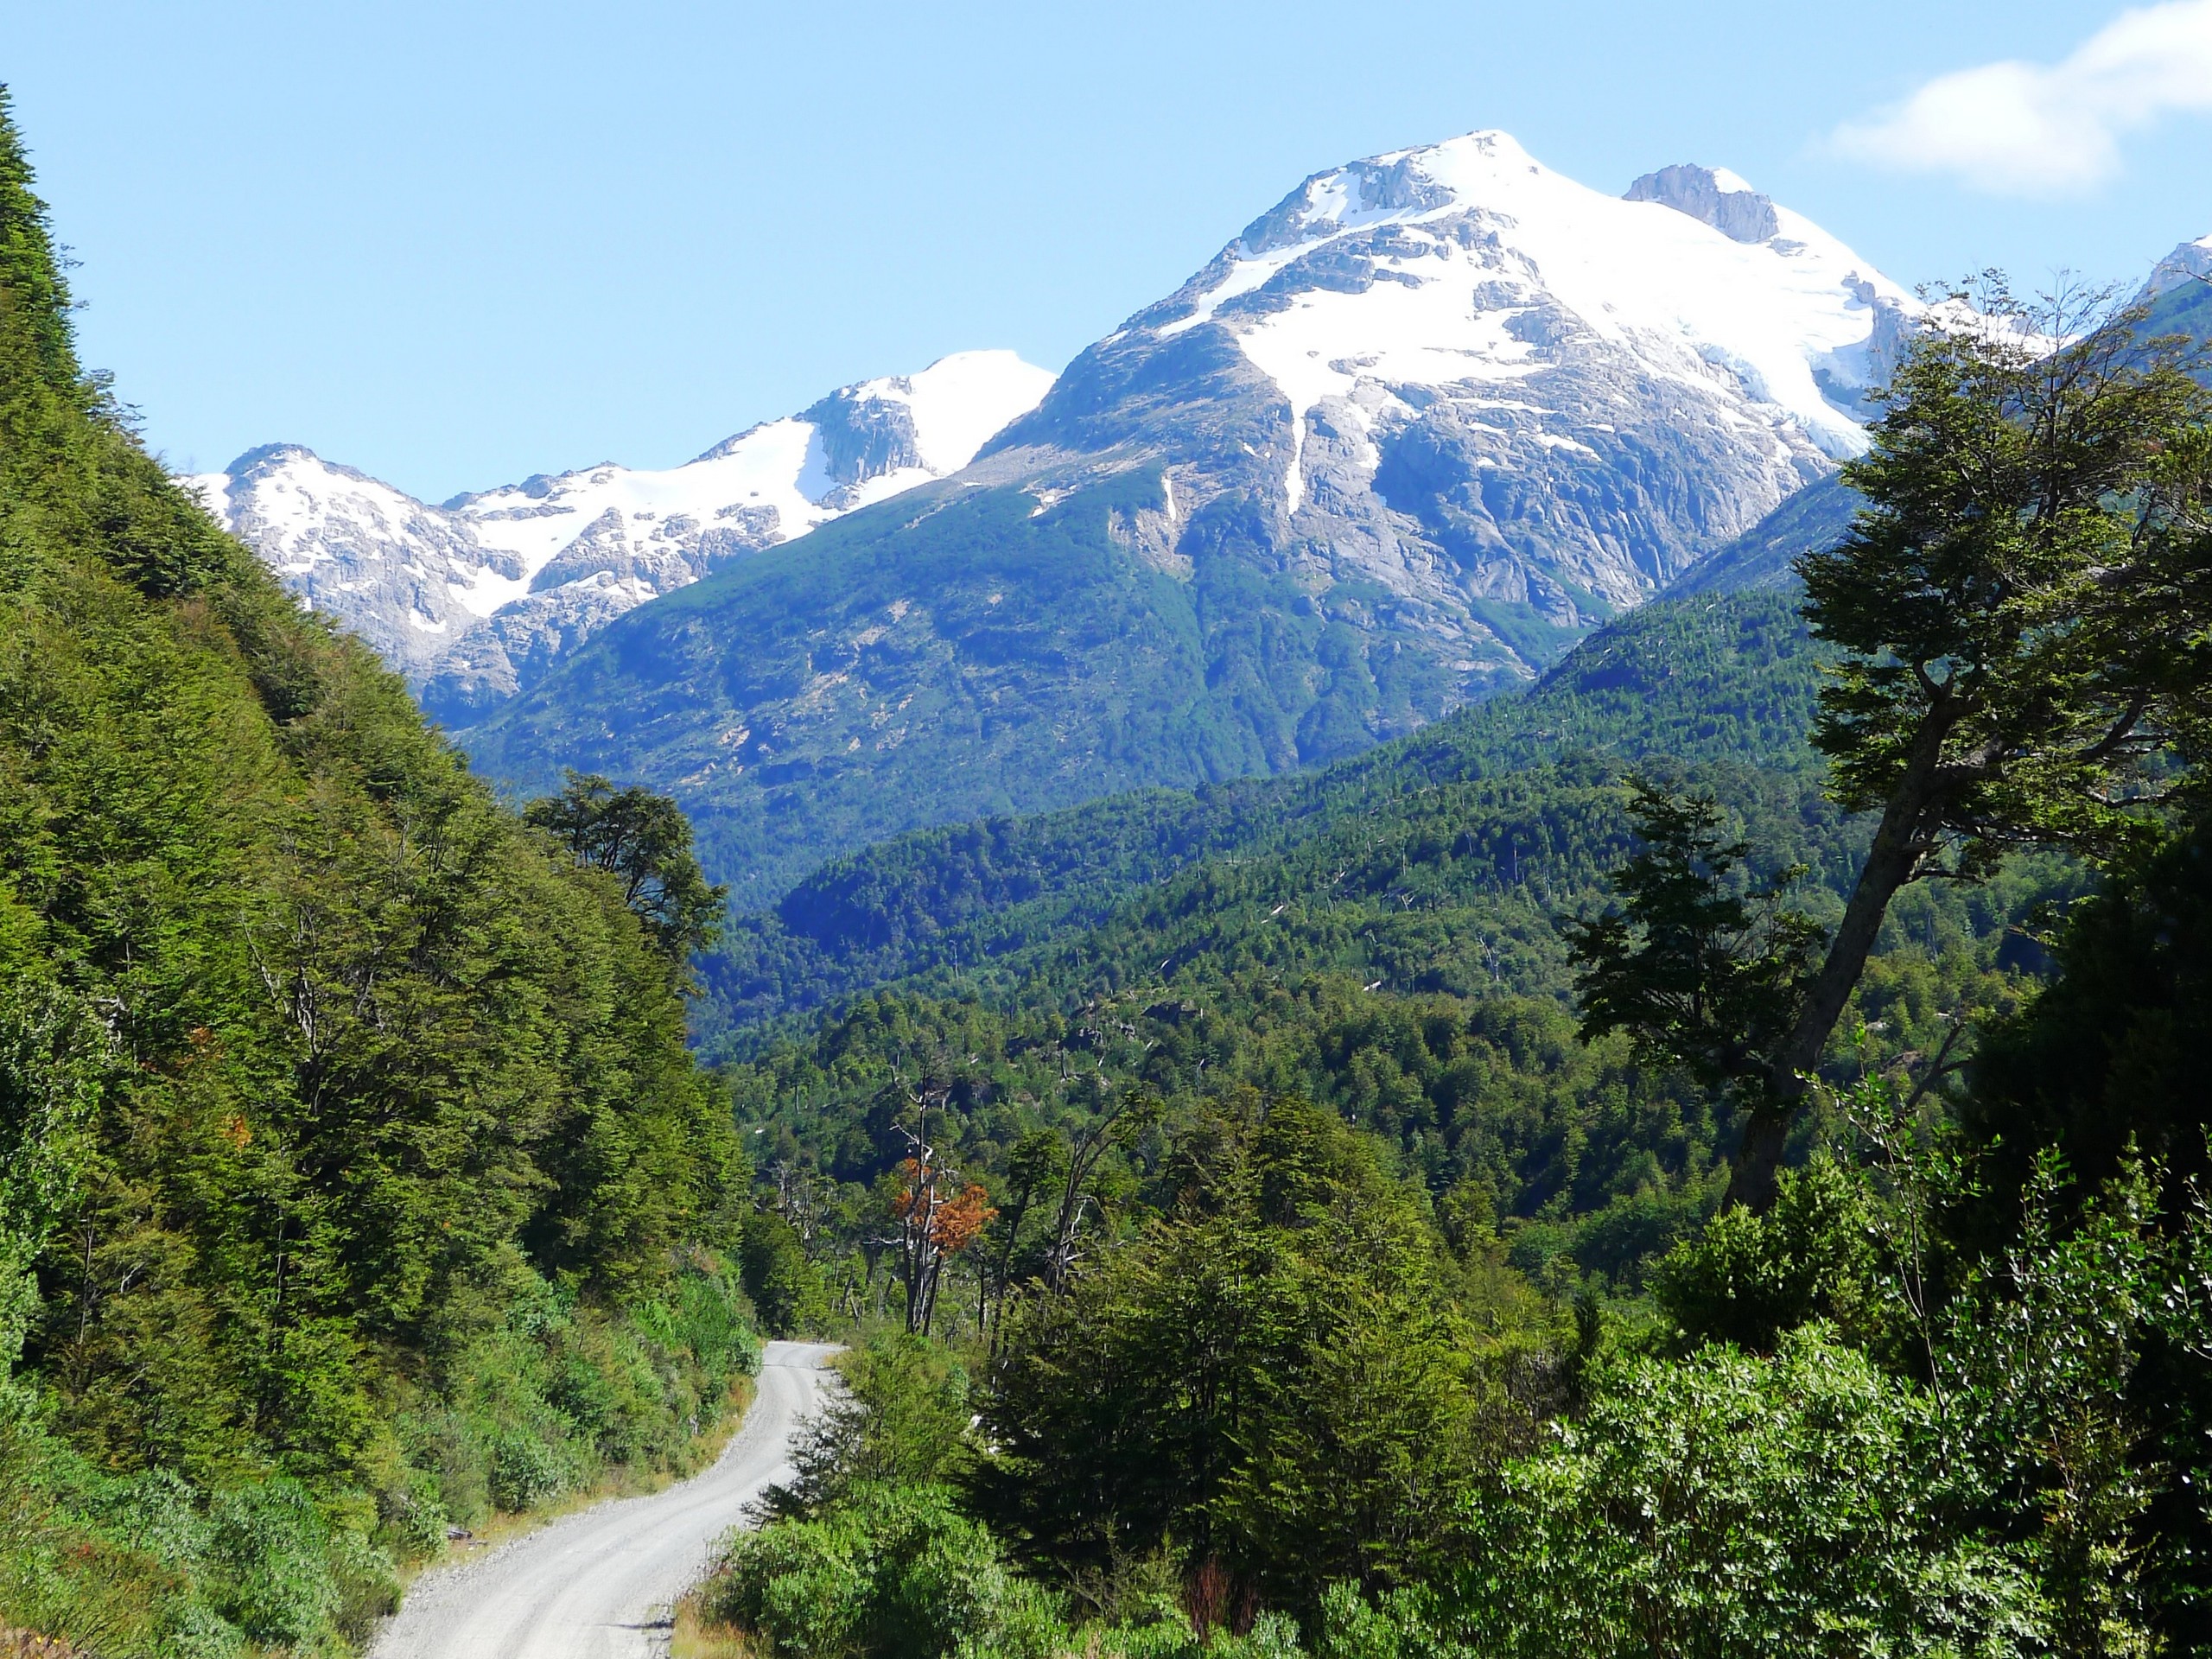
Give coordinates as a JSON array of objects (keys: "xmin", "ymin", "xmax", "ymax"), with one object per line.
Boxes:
[
  {"xmin": 671, "ymin": 1595, "xmax": 755, "ymax": 1658},
  {"xmin": 388, "ymin": 1372, "xmax": 758, "ymax": 1605}
]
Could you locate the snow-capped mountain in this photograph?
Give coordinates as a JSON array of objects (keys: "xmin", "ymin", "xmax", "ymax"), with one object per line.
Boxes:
[
  {"xmin": 2145, "ymin": 232, "xmax": 2212, "ymax": 297},
  {"xmin": 461, "ymin": 131, "xmax": 1922, "ymax": 900},
  {"xmin": 973, "ymin": 131, "xmax": 1912, "ymax": 648},
  {"xmin": 188, "ymin": 350, "xmax": 1055, "ymax": 717}
]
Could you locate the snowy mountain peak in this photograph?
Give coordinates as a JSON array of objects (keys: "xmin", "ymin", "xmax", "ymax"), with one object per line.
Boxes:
[
  {"xmin": 2145, "ymin": 233, "xmax": 2212, "ymax": 299},
  {"xmin": 805, "ymin": 350, "xmax": 1058, "ymax": 478},
  {"xmin": 1112, "ymin": 129, "xmax": 1910, "ymax": 535},
  {"xmin": 193, "ymin": 352, "xmax": 1054, "ymax": 718}
]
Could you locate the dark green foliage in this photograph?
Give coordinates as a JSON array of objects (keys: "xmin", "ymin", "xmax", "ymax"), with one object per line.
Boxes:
[
  {"xmin": 1805, "ymin": 290, "xmax": 2210, "ymax": 857},
  {"xmin": 700, "ymin": 585, "xmax": 1840, "ymax": 1039},
  {"xmin": 1953, "ymin": 830, "xmax": 2212, "ymax": 1638},
  {"xmin": 719, "ymin": 599, "xmax": 2064, "ymax": 1297},
  {"xmin": 972, "ymin": 1098, "xmax": 1499, "ymax": 1603},
  {"xmin": 0, "ymin": 92, "xmax": 73, "ymax": 388},
  {"xmin": 1452, "ymin": 1329, "xmax": 2046, "ymax": 1656},
  {"xmin": 709, "ymin": 587, "xmax": 2031, "ymax": 1303},
  {"xmin": 0, "ymin": 93, "xmax": 758, "ymax": 1649},
  {"xmin": 1565, "ymin": 782, "xmax": 1824, "ymax": 1106},
  {"xmin": 1570, "ymin": 292, "xmax": 2212, "ymax": 1207},
  {"xmin": 1962, "ymin": 823, "xmax": 2212, "ymax": 1224},
  {"xmin": 1931, "ymin": 1158, "xmax": 2171, "ymax": 1651},
  {"xmin": 740, "ymin": 1210, "xmax": 829, "ymax": 1338},
  {"xmin": 695, "ymin": 278, "xmax": 2212, "ymax": 1659},
  {"xmin": 1651, "ymin": 1155, "xmax": 1878, "ymax": 1351},
  {"xmin": 524, "ymin": 769, "xmax": 729, "ymax": 962},
  {"xmin": 767, "ymin": 1334, "xmax": 975, "ymax": 1519},
  {"xmin": 706, "ymin": 1483, "xmax": 1069, "ymax": 1659}
]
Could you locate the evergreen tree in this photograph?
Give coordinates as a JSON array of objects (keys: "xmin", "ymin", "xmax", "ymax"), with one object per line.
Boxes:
[{"xmin": 1565, "ymin": 289, "xmax": 2212, "ymax": 1210}]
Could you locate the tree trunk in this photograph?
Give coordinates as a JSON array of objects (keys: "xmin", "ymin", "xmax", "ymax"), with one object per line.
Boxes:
[
  {"xmin": 1725, "ymin": 704, "xmax": 1961, "ymax": 1211},
  {"xmin": 1724, "ymin": 1109, "xmax": 1796, "ymax": 1215}
]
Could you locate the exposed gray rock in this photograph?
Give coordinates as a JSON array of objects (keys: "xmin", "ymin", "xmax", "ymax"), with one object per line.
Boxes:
[
  {"xmin": 200, "ymin": 444, "xmax": 518, "ymax": 680},
  {"xmin": 2140, "ymin": 234, "xmax": 2212, "ymax": 299},
  {"xmin": 969, "ymin": 132, "xmax": 1904, "ymax": 694},
  {"xmin": 1624, "ymin": 163, "xmax": 1781, "ymax": 244},
  {"xmin": 190, "ymin": 353, "xmax": 1056, "ymax": 717},
  {"xmin": 454, "ymin": 130, "xmax": 1928, "ymax": 900},
  {"xmin": 799, "ymin": 385, "xmax": 925, "ymax": 494}
]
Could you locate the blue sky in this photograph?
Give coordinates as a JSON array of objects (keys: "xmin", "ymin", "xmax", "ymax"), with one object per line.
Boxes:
[{"xmin": 7, "ymin": 0, "xmax": 2212, "ymax": 502}]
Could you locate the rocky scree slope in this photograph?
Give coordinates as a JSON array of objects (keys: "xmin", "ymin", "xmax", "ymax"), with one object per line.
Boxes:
[
  {"xmin": 460, "ymin": 131, "xmax": 1911, "ymax": 903},
  {"xmin": 187, "ymin": 350, "xmax": 1053, "ymax": 721}
]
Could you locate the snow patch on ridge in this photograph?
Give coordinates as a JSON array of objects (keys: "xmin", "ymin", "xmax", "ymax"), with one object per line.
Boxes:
[
  {"xmin": 453, "ymin": 349, "xmax": 1055, "ymax": 604},
  {"xmin": 1154, "ymin": 130, "xmax": 1910, "ymax": 517},
  {"xmin": 188, "ymin": 351, "xmax": 1057, "ymax": 706},
  {"xmin": 2145, "ymin": 232, "xmax": 2212, "ymax": 298}
]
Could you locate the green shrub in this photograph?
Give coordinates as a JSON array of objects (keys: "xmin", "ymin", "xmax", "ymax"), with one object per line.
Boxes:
[
  {"xmin": 1307, "ymin": 1582, "xmax": 1471, "ymax": 1659},
  {"xmin": 709, "ymin": 1482, "xmax": 1066, "ymax": 1659},
  {"xmin": 205, "ymin": 1480, "xmax": 341, "ymax": 1647},
  {"xmin": 768, "ymin": 1334, "xmax": 971, "ymax": 1518},
  {"xmin": 1652, "ymin": 1154, "xmax": 1880, "ymax": 1351},
  {"xmin": 0, "ymin": 1417, "xmax": 400, "ymax": 1659},
  {"xmin": 1455, "ymin": 1327, "xmax": 2047, "ymax": 1657},
  {"xmin": 741, "ymin": 1211, "xmax": 829, "ymax": 1338},
  {"xmin": 487, "ymin": 1427, "xmax": 572, "ymax": 1514},
  {"xmin": 377, "ymin": 1468, "xmax": 452, "ymax": 1560}
]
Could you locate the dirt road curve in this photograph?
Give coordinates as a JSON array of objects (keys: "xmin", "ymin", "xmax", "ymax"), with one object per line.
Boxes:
[{"xmin": 372, "ymin": 1341, "xmax": 839, "ymax": 1659}]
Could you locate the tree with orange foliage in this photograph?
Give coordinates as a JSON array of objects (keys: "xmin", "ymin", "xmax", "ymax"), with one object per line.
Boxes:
[{"xmin": 887, "ymin": 1117, "xmax": 996, "ymax": 1336}]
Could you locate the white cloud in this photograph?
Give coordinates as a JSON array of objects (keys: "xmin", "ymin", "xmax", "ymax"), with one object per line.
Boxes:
[{"xmin": 1833, "ymin": 0, "xmax": 2212, "ymax": 195}]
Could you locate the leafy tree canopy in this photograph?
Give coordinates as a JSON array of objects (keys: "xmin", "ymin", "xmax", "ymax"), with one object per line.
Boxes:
[{"xmin": 524, "ymin": 769, "xmax": 729, "ymax": 963}]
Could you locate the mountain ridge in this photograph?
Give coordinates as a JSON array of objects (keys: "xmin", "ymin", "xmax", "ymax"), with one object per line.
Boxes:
[
  {"xmin": 188, "ymin": 349, "xmax": 1055, "ymax": 720},
  {"xmin": 458, "ymin": 130, "xmax": 1911, "ymax": 899},
  {"xmin": 691, "ymin": 488, "xmax": 1861, "ymax": 1045}
]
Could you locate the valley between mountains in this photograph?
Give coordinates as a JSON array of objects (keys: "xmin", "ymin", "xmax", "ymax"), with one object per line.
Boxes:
[{"xmin": 21, "ymin": 60, "xmax": 2212, "ymax": 1654}]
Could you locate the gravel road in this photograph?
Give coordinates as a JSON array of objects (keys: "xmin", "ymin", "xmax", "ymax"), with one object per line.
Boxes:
[{"xmin": 371, "ymin": 1340, "xmax": 839, "ymax": 1659}]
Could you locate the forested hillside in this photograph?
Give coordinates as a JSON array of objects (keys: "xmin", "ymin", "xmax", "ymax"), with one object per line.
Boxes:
[
  {"xmin": 685, "ymin": 281, "xmax": 2212, "ymax": 1657},
  {"xmin": 711, "ymin": 580, "xmax": 2073, "ymax": 1292},
  {"xmin": 700, "ymin": 565, "xmax": 1855, "ymax": 1039},
  {"xmin": 459, "ymin": 465, "xmax": 1867, "ymax": 916},
  {"xmin": 0, "ymin": 98, "xmax": 759, "ymax": 1656}
]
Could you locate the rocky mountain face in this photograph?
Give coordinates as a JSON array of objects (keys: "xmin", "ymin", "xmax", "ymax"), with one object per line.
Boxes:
[
  {"xmin": 2146, "ymin": 232, "xmax": 2212, "ymax": 298},
  {"xmin": 187, "ymin": 351, "xmax": 1054, "ymax": 721},
  {"xmin": 457, "ymin": 130, "xmax": 1914, "ymax": 901},
  {"xmin": 974, "ymin": 133, "xmax": 1909, "ymax": 654},
  {"xmin": 2140, "ymin": 234, "xmax": 2212, "ymax": 376}
]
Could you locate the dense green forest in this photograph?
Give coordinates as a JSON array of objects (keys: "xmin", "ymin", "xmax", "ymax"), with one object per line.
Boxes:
[
  {"xmin": 689, "ymin": 281, "xmax": 2212, "ymax": 1656},
  {"xmin": 705, "ymin": 575, "xmax": 2072, "ymax": 1293},
  {"xmin": 16, "ymin": 70, "xmax": 2212, "ymax": 1656},
  {"xmin": 456, "ymin": 462, "xmax": 1491, "ymax": 909},
  {"xmin": 700, "ymin": 575, "xmax": 1859, "ymax": 1033},
  {"xmin": 0, "ymin": 98, "xmax": 760, "ymax": 1655}
]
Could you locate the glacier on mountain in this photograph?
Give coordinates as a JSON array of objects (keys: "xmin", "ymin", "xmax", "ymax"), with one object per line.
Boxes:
[
  {"xmin": 451, "ymin": 130, "xmax": 1945, "ymax": 902},
  {"xmin": 973, "ymin": 130, "xmax": 1911, "ymax": 660},
  {"xmin": 203, "ymin": 125, "xmax": 1929, "ymax": 881},
  {"xmin": 195, "ymin": 136, "xmax": 1905, "ymax": 728},
  {"xmin": 188, "ymin": 350, "xmax": 1054, "ymax": 718}
]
